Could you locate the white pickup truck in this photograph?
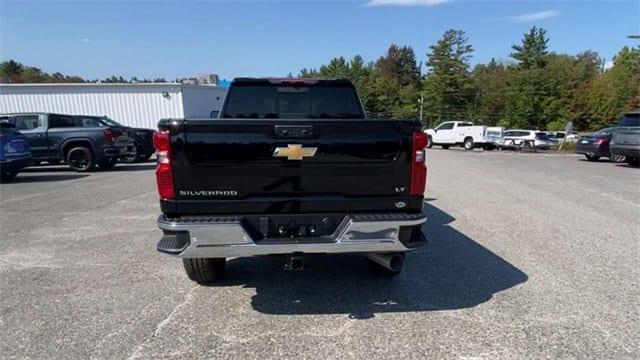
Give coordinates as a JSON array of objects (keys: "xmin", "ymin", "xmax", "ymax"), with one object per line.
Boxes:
[{"xmin": 424, "ymin": 121, "xmax": 491, "ymax": 150}]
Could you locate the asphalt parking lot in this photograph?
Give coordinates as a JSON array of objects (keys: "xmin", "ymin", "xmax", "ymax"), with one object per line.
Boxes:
[{"xmin": 1, "ymin": 150, "xmax": 638, "ymax": 359}]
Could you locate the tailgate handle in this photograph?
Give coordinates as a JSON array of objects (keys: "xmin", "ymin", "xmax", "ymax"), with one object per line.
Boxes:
[{"xmin": 274, "ymin": 125, "xmax": 314, "ymax": 138}]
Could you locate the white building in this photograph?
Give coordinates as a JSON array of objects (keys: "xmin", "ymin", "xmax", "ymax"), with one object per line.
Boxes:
[{"xmin": 0, "ymin": 83, "xmax": 227, "ymax": 129}]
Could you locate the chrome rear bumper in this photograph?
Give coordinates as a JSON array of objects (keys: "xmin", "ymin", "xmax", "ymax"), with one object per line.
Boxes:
[{"xmin": 157, "ymin": 213, "xmax": 426, "ymax": 258}]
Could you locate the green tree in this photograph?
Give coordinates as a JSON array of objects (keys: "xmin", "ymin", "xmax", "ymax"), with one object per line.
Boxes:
[
  {"xmin": 422, "ymin": 29, "xmax": 475, "ymax": 125},
  {"xmin": 0, "ymin": 60, "xmax": 25, "ymax": 82},
  {"xmin": 510, "ymin": 27, "xmax": 550, "ymax": 68},
  {"xmin": 318, "ymin": 57, "xmax": 351, "ymax": 78},
  {"xmin": 470, "ymin": 58, "xmax": 508, "ymax": 125},
  {"xmin": 375, "ymin": 44, "xmax": 421, "ymax": 86},
  {"xmin": 298, "ymin": 68, "xmax": 318, "ymax": 78},
  {"xmin": 20, "ymin": 66, "xmax": 51, "ymax": 82},
  {"xmin": 577, "ymin": 47, "xmax": 640, "ymax": 130}
]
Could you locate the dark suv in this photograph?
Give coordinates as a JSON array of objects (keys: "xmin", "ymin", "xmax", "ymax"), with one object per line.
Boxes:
[
  {"xmin": 0, "ymin": 120, "xmax": 32, "ymax": 180},
  {"xmin": 3, "ymin": 113, "xmax": 128, "ymax": 171},
  {"xmin": 610, "ymin": 112, "xmax": 640, "ymax": 166}
]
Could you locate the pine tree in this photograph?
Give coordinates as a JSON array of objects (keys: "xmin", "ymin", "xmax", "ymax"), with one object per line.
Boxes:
[
  {"xmin": 510, "ymin": 27, "xmax": 550, "ymax": 68},
  {"xmin": 422, "ymin": 29, "xmax": 475, "ymax": 124}
]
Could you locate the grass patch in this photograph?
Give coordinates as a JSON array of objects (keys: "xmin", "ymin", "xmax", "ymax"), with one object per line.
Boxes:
[{"xmin": 556, "ymin": 141, "xmax": 576, "ymax": 152}]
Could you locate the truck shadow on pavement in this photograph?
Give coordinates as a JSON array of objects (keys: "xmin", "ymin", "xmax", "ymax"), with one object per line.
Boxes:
[
  {"xmin": 4, "ymin": 174, "xmax": 89, "ymax": 183},
  {"xmin": 214, "ymin": 202, "xmax": 528, "ymax": 318}
]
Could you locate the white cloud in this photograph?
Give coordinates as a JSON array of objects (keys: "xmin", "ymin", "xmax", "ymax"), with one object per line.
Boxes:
[
  {"xmin": 492, "ymin": 10, "xmax": 561, "ymax": 22},
  {"xmin": 364, "ymin": 0, "xmax": 453, "ymax": 7},
  {"xmin": 80, "ymin": 38, "xmax": 90, "ymax": 43}
]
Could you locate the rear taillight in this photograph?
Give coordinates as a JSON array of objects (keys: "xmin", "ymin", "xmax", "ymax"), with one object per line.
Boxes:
[
  {"xmin": 595, "ymin": 137, "xmax": 609, "ymax": 146},
  {"xmin": 103, "ymin": 129, "xmax": 116, "ymax": 143},
  {"xmin": 410, "ymin": 131, "xmax": 428, "ymax": 196},
  {"xmin": 153, "ymin": 130, "xmax": 175, "ymax": 200}
]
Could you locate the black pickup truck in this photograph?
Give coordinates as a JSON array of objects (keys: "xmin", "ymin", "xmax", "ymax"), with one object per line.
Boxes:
[
  {"xmin": 154, "ymin": 78, "xmax": 428, "ymax": 284},
  {"xmin": 3, "ymin": 113, "xmax": 131, "ymax": 171}
]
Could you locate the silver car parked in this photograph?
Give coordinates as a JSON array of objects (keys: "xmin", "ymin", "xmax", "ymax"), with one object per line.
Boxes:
[{"xmin": 499, "ymin": 130, "xmax": 554, "ymax": 150}]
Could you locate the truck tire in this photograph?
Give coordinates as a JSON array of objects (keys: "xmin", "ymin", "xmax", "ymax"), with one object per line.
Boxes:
[
  {"xmin": 66, "ymin": 146, "xmax": 95, "ymax": 172},
  {"xmin": 441, "ymin": 145, "xmax": 450, "ymax": 150},
  {"xmin": 183, "ymin": 258, "xmax": 226, "ymax": 284},
  {"xmin": 611, "ymin": 154, "xmax": 626, "ymax": 163},
  {"xmin": 426, "ymin": 136, "xmax": 433, "ymax": 149},
  {"xmin": 0, "ymin": 170, "xmax": 18, "ymax": 181},
  {"xmin": 463, "ymin": 137, "xmax": 474, "ymax": 150}
]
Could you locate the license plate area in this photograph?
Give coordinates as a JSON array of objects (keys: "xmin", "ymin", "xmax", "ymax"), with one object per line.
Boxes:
[{"xmin": 241, "ymin": 213, "xmax": 346, "ymax": 241}]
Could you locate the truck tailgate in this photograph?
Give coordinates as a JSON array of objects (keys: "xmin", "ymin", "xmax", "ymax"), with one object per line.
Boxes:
[{"xmin": 165, "ymin": 119, "xmax": 421, "ymax": 214}]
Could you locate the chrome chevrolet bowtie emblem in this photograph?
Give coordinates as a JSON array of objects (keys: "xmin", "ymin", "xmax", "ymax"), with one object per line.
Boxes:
[{"xmin": 273, "ymin": 144, "xmax": 317, "ymax": 160}]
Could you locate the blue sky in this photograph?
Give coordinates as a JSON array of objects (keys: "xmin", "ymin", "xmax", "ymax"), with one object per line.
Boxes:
[{"xmin": 1, "ymin": 0, "xmax": 638, "ymax": 80}]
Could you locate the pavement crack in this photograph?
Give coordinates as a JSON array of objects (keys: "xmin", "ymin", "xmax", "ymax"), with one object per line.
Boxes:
[{"xmin": 127, "ymin": 287, "xmax": 196, "ymax": 359}]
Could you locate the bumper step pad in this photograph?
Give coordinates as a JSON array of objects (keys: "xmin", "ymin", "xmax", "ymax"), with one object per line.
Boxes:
[{"xmin": 157, "ymin": 232, "xmax": 190, "ymax": 255}]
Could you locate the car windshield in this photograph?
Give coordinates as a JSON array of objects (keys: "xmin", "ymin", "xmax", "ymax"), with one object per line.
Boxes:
[
  {"xmin": 222, "ymin": 81, "xmax": 364, "ymax": 119},
  {"xmin": 618, "ymin": 114, "xmax": 640, "ymax": 127},
  {"xmin": 596, "ymin": 128, "xmax": 613, "ymax": 135}
]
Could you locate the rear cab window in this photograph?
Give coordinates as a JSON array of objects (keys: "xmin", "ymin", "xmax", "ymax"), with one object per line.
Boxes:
[
  {"xmin": 48, "ymin": 115, "xmax": 77, "ymax": 128},
  {"xmin": 222, "ymin": 79, "xmax": 365, "ymax": 119}
]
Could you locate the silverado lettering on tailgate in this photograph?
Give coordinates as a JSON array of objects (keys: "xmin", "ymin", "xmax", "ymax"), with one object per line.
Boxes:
[{"xmin": 179, "ymin": 190, "xmax": 238, "ymax": 196}]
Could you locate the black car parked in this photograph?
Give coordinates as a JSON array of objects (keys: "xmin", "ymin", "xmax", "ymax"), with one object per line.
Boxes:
[
  {"xmin": 3, "ymin": 113, "xmax": 129, "ymax": 171},
  {"xmin": 610, "ymin": 112, "xmax": 640, "ymax": 167},
  {"xmin": 575, "ymin": 127, "xmax": 613, "ymax": 161}
]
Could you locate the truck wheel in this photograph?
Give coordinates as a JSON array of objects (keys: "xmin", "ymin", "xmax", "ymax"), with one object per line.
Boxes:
[
  {"xmin": 611, "ymin": 154, "xmax": 626, "ymax": 163},
  {"xmin": 365, "ymin": 253, "xmax": 404, "ymax": 277},
  {"xmin": 627, "ymin": 158, "xmax": 640, "ymax": 167},
  {"xmin": 426, "ymin": 136, "xmax": 433, "ymax": 149},
  {"xmin": 441, "ymin": 145, "xmax": 450, "ymax": 150},
  {"xmin": 463, "ymin": 137, "xmax": 474, "ymax": 150},
  {"xmin": 66, "ymin": 147, "xmax": 95, "ymax": 172},
  {"xmin": 183, "ymin": 258, "xmax": 226, "ymax": 284},
  {"xmin": 0, "ymin": 170, "xmax": 18, "ymax": 181}
]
